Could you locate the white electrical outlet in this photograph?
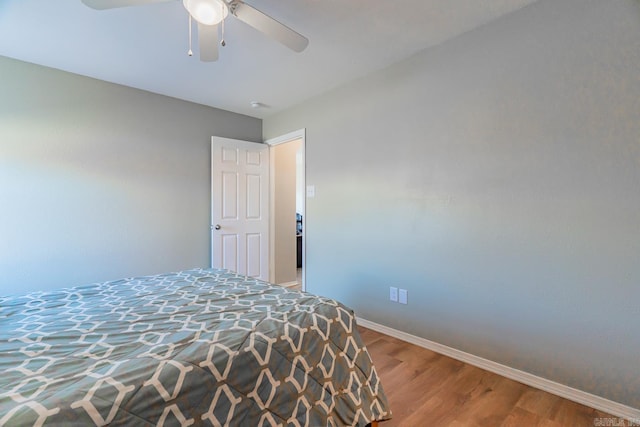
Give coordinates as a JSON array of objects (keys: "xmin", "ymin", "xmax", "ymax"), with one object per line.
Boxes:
[
  {"xmin": 399, "ymin": 289, "xmax": 408, "ymax": 305},
  {"xmin": 389, "ymin": 287, "xmax": 398, "ymax": 302}
]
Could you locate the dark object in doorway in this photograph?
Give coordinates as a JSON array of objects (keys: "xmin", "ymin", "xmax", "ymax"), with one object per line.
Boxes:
[{"xmin": 296, "ymin": 213, "xmax": 303, "ymax": 267}]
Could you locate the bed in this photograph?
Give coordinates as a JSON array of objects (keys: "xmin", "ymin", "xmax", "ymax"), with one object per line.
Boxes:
[{"xmin": 0, "ymin": 268, "xmax": 391, "ymax": 426}]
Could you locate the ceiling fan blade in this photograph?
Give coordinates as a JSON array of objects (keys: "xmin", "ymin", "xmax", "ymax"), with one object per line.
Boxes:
[
  {"xmin": 198, "ymin": 23, "xmax": 219, "ymax": 62},
  {"xmin": 81, "ymin": 0, "xmax": 171, "ymax": 10},
  {"xmin": 232, "ymin": 1, "xmax": 308, "ymax": 53}
]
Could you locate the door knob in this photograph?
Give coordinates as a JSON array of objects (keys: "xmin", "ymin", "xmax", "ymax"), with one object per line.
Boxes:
[{"xmin": 214, "ymin": 224, "xmax": 221, "ymax": 230}]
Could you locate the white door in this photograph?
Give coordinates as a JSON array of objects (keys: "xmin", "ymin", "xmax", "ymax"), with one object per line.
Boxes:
[{"xmin": 211, "ymin": 137, "xmax": 269, "ymax": 280}]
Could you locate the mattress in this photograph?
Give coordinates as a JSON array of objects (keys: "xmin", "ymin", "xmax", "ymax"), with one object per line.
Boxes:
[{"xmin": 0, "ymin": 268, "xmax": 390, "ymax": 426}]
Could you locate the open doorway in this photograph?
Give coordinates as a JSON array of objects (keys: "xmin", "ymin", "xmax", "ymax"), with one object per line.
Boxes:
[{"xmin": 266, "ymin": 130, "xmax": 306, "ymax": 291}]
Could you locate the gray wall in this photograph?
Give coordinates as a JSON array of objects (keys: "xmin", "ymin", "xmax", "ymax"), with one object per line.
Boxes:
[
  {"xmin": 264, "ymin": 0, "xmax": 640, "ymax": 409},
  {"xmin": 0, "ymin": 56, "xmax": 261, "ymax": 294}
]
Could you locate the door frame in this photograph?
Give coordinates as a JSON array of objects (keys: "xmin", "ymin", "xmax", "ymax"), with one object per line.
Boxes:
[{"xmin": 265, "ymin": 129, "xmax": 306, "ymax": 291}]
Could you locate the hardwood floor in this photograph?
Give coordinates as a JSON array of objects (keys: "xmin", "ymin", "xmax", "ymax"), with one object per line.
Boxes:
[{"xmin": 359, "ymin": 327, "xmax": 626, "ymax": 427}]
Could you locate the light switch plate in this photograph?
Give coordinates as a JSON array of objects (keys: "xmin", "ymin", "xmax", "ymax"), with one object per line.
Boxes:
[
  {"xmin": 389, "ymin": 287, "xmax": 398, "ymax": 302},
  {"xmin": 306, "ymin": 185, "xmax": 316, "ymax": 198}
]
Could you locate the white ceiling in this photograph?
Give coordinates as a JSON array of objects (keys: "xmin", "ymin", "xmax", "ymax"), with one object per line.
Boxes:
[{"xmin": 0, "ymin": 0, "xmax": 539, "ymax": 119}]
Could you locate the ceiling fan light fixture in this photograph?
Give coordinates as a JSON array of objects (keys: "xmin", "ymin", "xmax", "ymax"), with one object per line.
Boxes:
[{"xmin": 183, "ymin": 0, "xmax": 228, "ymax": 26}]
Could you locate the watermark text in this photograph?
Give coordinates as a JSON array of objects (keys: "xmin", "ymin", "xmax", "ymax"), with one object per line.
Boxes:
[{"xmin": 594, "ymin": 417, "xmax": 640, "ymax": 427}]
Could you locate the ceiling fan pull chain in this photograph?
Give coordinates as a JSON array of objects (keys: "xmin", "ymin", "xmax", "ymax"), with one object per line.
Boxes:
[
  {"xmin": 221, "ymin": 15, "xmax": 226, "ymax": 47},
  {"xmin": 187, "ymin": 14, "xmax": 194, "ymax": 57}
]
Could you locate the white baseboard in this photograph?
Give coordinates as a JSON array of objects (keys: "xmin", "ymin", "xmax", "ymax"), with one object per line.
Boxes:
[
  {"xmin": 277, "ymin": 281, "xmax": 299, "ymax": 289},
  {"xmin": 357, "ymin": 318, "xmax": 640, "ymax": 422}
]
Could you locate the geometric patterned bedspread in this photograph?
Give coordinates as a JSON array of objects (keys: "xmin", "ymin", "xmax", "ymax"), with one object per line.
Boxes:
[{"xmin": 0, "ymin": 268, "xmax": 391, "ymax": 426}]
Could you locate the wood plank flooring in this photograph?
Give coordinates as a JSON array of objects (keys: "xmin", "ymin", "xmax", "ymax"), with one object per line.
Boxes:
[{"xmin": 359, "ymin": 327, "xmax": 627, "ymax": 427}]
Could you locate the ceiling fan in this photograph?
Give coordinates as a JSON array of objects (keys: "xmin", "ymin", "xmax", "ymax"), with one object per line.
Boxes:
[{"xmin": 81, "ymin": 0, "xmax": 309, "ymax": 62}]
